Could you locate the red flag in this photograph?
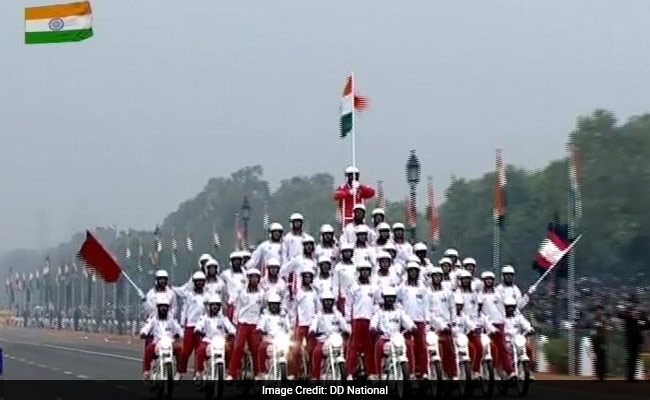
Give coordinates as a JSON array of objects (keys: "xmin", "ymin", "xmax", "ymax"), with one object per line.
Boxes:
[
  {"xmin": 77, "ymin": 230, "xmax": 122, "ymax": 283},
  {"xmin": 535, "ymin": 229, "xmax": 570, "ymax": 270},
  {"xmin": 427, "ymin": 176, "xmax": 440, "ymax": 244},
  {"xmin": 405, "ymin": 195, "xmax": 416, "ymax": 227},
  {"xmin": 493, "ymin": 148, "xmax": 506, "ymax": 227}
]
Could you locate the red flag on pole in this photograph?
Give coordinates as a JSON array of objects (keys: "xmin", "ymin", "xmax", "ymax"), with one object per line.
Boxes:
[
  {"xmin": 405, "ymin": 195, "xmax": 416, "ymax": 227},
  {"xmin": 535, "ymin": 229, "xmax": 570, "ymax": 270},
  {"xmin": 427, "ymin": 176, "xmax": 440, "ymax": 245},
  {"xmin": 494, "ymin": 148, "xmax": 506, "ymax": 228},
  {"xmin": 77, "ymin": 230, "xmax": 122, "ymax": 283}
]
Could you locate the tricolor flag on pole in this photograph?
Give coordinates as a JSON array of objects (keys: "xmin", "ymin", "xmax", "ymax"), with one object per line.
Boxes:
[
  {"xmin": 569, "ymin": 144, "xmax": 582, "ymax": 221},
  {"xmin": 235, "ymin": 213, "xmax": 244, "ymax": 250},
  {"xmin": 339, "ymin": 74, "xmax": 368, "ymax": 138},
  {"xmin": 25, "ymin": 2, "xmax": 93, "ymax": 45},
  {"xmin": 427, "ymin": 176, "xmax": 440, "ymax": 246},
  {"xmin": 493, "ymin": 148, "xmax": 506, "ymax": 228},
  {"xmin": 535, "ymin": 229, "xmax": 570, "ymax": 270}
]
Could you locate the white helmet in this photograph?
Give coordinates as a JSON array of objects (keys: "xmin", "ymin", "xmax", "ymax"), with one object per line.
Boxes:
[
  {"xmin": 377, "ymin": 251, "xmax": 391, "ymax": 260},
  {"xmin": 462, "ymin": 257, "xmax": 477, "ymax": 266},
  {"xmin": 205, "ymin": 259, "xmax": 219, "ymax": 269},
  {"xmin": 354, "ymin": 225, "xmax": 369, "ymax": 234},
  {"xmin": 246, "ymin": 268, "xmax": 261, "ymax": 276},
  {"xmin": 317, "ymin": 255, "xmax": 332, "ymax": 264},
  {"xmin": 372, "ymin": 208, "xmax": 385, "ymax": 216},
  {"xmin": 267, "ymin": 258, "xmax": 281, "ymax": 267},
  {"xmin": 382, "ymin": 242, "xmax": 396, "ymax": 251},
  {"xmin": 345, "ymin": 165, "xmax": 360, "ymax": 174},
  {"xmin": 155, "ymin": 293, "xmax": 170, "ymax": 306},
  {"xmin": 320, "ymin": 290, "xmax": 336, "ymax": 301},
  {"xmin": 269, "ymin": 222, "xmax": 284, "ymax": 231},
  {"xmin": 229, "ymin": 251, "xmax": 242, "ymax": 260},
  {"xmin": 481, "ymin": 271, "xmax": 496, "ymax": 280},
  {"xmin": 458, "ymin": 269, "xmax": 472, "ymax": 279},
  {"xmin": 302, "ymin": 234, "xmax": 315, "ymax": 244},
  {"xmin": 376, "ymin": 222, "xmax": 391, "ymax": 231},
  {"xmin": 240, "ymin": 250, "xmax": 252, "ymax": 258},
  {"xmin": 430, "ymin": 266, "xmax": 444, "ymax": 275},
  {"xmin": 439, "ymin": 257, "xmax": 453, "ymax": 266},
  {"xmin": 406, "ymin": 262, "xmax": 421, "ymax": 271},
  {"xmin": 290, "ymin": 213, "xmax": 304, "ymax": 221},
  {"xmin": 320, "ymin": 224, "xmax": 335, "ymax": 234},
  {"xmin": 413, "ymin": 242, "xmax": 428, "ymax": 252},
  {"xmin": 340, "ymin": 242, "xmax": 354, "ymax": 251},
  {"xmin": 192, "ymin": 271, "xmax": 206, "ymax": 281},
  {"xmin": 356, "ymin": 261, "xmax": 372, "ymax": 270},
  {"xmin": 392, "ymin": 222, "xmax": 406, "ymax": 230},
  {"xmin": 444, "ymin": 248, "xmax": 459, "ymax": 257},
  {"xmin": 207, "ymin": 294, "xmax": 222, "ymax": 304},
  {"xmin": 504, "ymin": 297, "xmax": 517, "ymax": 307},
  {"xmin": 453, "ymin": 293, "xmax": 465, "ymax": 305},
  {"xmin": 353, "ymin": 204, "xmax": 366, "ymax": 212},
  {"xmin": 408, "ymin": 255, "xmax": 421, "ymax": 265},
  {"xmin": 300, "ymin": 264, "xmax": 315, "ymax": 275},
  {"xmin": 198, "ymin": 253, "xmax": 212, "ymax": 264},
  {"xmin": 267, "ymin": 292, "xmax": 282, "ymax": 303},
  {"xmin": 382, "ymin": 287, "xmax": 398, "ymax": 297},
  {"xmin": 154, "ymin": 269, "xmax": 169, "ymax": 279},
  {"xmin": 502, "ymin": 265, "xmax": 515, "ymax": 274}
]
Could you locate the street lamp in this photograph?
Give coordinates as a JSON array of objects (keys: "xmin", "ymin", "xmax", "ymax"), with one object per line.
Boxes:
[
  {"xmin": 405, "ymin": 150, "xmax": 421, "ymax": 243},
  {"xmin": 241, "ymin": 196, "xmax": 251, "ymax": 248}
]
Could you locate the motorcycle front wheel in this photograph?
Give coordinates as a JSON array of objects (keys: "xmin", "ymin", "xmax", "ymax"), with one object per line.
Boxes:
[
  {"xmin": 428, "ymin": 360, "xmax": 443, "ymax": 398},
  {"xmin": 392, "ymin": 361, "xmax": 409, "ymax": 400},
  {"xmin": 161, "ymin": 363, "xmax": 174, "ymax": 400},
  {"xmin": 479, "ymin": 360, "xmax": 495, "ymax": 398},
  {"xmin": 515, "ymin": 360, "xmax": 530, "ymax": 397},
  {"xmin": 457, "ymin": 361, "xmax": 472, "ymax": 399}
]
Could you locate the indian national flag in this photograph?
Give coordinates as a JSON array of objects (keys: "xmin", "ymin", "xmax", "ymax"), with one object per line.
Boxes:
[
  {"xmin": 339, "ymin": 75, "xmax": 368, "ymax": 138},
  {"xmin": 493, "ymin": 148, "xmax": 506, "ymax": 228},
  {"xmin": 25, "ymin": 2, "xmax": 93, "ymax": 45}
]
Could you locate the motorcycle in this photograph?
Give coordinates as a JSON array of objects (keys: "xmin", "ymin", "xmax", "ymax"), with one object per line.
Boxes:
[
  {"xmin": 453, "ymin": 333, "xmax": 472, "ymax": 398},
  {"xmin": 146, "ymin": 335, "xmax": 176, "ymax": 399},
  {"xmin": 425, "ymin": 331, "xmax": 443, "ymax": 398},
  {"xmin": 321, "ymin": 333, "xmax": 347, "ymax": 381},
  {"xmin": 475, "ymin": 332, "xmax": 495, "ymax": 398},
  {"xmin": 266, "ymin": 333, "xmax": 291, "ymax": 381},
  {"xmin": 201, "ymin": 336, "xmax": 226, "ymax": 400},
  {"xmin": 500, "ymin": 334, "xmax": 531, "ymax": 397},
  {"xmin": 380, "ymin": 333, "xmax": 410, "ymax": 399}
]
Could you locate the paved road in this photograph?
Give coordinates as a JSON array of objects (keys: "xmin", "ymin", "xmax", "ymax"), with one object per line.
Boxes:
[{"xmin": 0, "ymin": 326, "xmax": 647, "ymax": 400}]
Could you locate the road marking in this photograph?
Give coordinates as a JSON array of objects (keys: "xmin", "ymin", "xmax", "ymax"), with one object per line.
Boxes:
[
  {"xmin": 76, "ymin": 374, "xmax": 89, "ymax": 379},
  {"xmin": 64, "ymin": 371, "xmax": 73, "ymax": 375},
  {"xmin": 42, "ymin": 344, "xmax": 140, "ymax": 362}
]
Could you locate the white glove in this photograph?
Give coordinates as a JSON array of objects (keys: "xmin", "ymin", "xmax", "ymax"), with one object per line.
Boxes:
[
  {"xmin": 527, "ymin": 284, "xmax": 537, "ymax": 295},
  {"xmin": 352, "ymin": 181, "xmax": 360, "ymax": 190},
  {"xmin": 349, "ymin": 188, "xmax": 356, "ymax": 195}
]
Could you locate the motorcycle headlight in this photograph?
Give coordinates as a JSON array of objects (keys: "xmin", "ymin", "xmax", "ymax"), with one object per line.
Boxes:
[
  {"xmin": 329, "ymin": 333, "xmax": 343, "ymax": 348},
  {"xmin": 212, "ymin": 336, "xmax": 226, "ymax": 351},
  {"xmin": 391, "ymin": 333, "xmax": 406, "ymax": 348},
  {"xmin": 455, "ymin": 334, "xmax": 468, "ymax": 347},
  {"xmin": 514, "ymin": 335, "xmax": 527, "ymax": 348},
  {"xmin": 480, "ymin": 334, "xmax": 491, "ymax": 347},
  {"xmin": 426, "ymin": 331, "xmax": 438, "ymax": 346},
  {"xmin": 274, "ymin": 334, "xmax": 291, "ymax": 351}
]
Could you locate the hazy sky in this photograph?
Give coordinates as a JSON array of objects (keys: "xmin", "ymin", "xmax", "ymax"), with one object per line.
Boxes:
[{"xmin": 2, "ymin": 0, "xmax": 650, "ymax": 256}]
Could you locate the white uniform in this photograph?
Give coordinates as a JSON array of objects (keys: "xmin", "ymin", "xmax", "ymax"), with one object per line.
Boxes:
[
  {"xmin": 316, "ymin": 243, "xmax": 339, "ymax": 263},
  {"xmin": 280, "ymin": 254, "xmax": 316, "ymax": 279},
  {"xmin": 398, "ymin": 283, "xmax": 430, "ymax": 323},
  {"xmin": 451, "ymin": 312, "xmax": 477, "ymax": 335},
  {"xmin": 480, "ymin": 290, "xmax": 505, "ymax": 324},
  {"xmin": 261, "ymin": 276, "xmax": 289, "ymax": 307},
  {"xmin": 292, "ymin": 286, "xmax": 319, "ymax": 327},
  {"xmin": 313, "ymin": 274, "xmax": 337, "ymax": 298},
  {"xmin": 232, "ymin": 288, "xmax": 266, "ymax": 325},
  {"xmin": 282, "ymin": 232, "xmax": 308, "ymax": 263},
  {"xmin": 140, "ymin": 316, "xmax": 184, "ymax": 340},
  {"xmin": 345, "ymin": 282, "xmax": 379, "ymax": 322},
  {"xmin": 353, "ymin": 245, "xmax": 377, "ymax": 268},
  {"xmin": 392, "ymin": 240, "xmax": 413, "ymax": 265},
  {"xmin": 205, "ymin": 277, "xmax": 226, "ymax": 297},
  {"xmin": 221, "ymin": 269, "xmax": 246, "ymax": 305},
  {"xmin": 179, "ymin": 289, "xmax": 208, "ymax": 327},
  {"xmin": 309, "ymin": 310, "xmax": 350, "ymax": 342},
  {"xmin": 194, "ymin": 313, "xmax": 236, "ymax": 342},
  {"xmin": 428, "ymin": 288, "xmax": 455, "ymax": 331},
  {"xmin": 373, "ymin": 271, "xmax": 401, "ymax": 292},
  {"xmin": 496, "ymin": 284, "xmax": 529, "ymax": 309},
  {"xmin": 370, "ymin": 308, "xmax": 416, "ymax": 339},
  {"xmin": 333, "ymin": 261, "xmax": 356, "ymax": 300},
  {"xmin": 456, "ymin": 289, "xmax": 482, "ymax": 319},
  {"xmin": 143, "ymin": 287, "xmax": 178, "ymax": 318},
  {"xmin": 257, "ymin": 312, "xmax": 291, "ymax": 341},
  {"xmin": 340, "ymin": 223, "xmax": 372, "ymax": 246},
  {"xmin": 246, "ymin": 240, "xmax": 283, "ymax": 273},
  {"xmin": 503, "ymin": 314, "xmax": 534, "ymax": 337}
]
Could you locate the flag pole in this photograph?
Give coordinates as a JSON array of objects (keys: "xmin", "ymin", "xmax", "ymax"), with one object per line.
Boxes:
[
  {"xmin": 567, "ymin": 143, "xmax": 578, "ymax": 376},
  {"xmin": 120, "ymin": 269, "xmax": 145, "ymax": 300},
  {"xmin": 530, "ymin": 234, "xmax": 582, "ymax": 289},
  {"xmin": 351, "ymin": 71, "xmax": 356, "ymax": 168}
]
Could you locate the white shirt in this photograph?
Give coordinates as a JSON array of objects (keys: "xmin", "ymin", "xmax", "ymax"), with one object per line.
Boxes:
[
  {"xmin": 480, "ymin": 290, "xmax": 505, "ymax": 324},
  {"xmin": 346, "ymin": 281, "xmax": 379, "ymax": 321},
  {"xmin": 370, "ymin": 308, "xmax": 416, "ymax": 339},
  {"xmin": 309, "ymin": 310, "xmax": 350, "ymax": 342},
  {"xmin": 261, "ymin": 276, "xmax": 289, "ymax": 309},
  {"xmin": 333, "ymin": 261, "xmax": 356, "ymax": 299},
  {"xmin": 140, "ymin": 316, "xmax": 184, "ymax": 341},
  {"xmin": 316, "ymin": 243, "xmax": 339, "ymax": 263},
  {"xmin": 282, "ymin": 231, "xmax": 308, "ymax": 263},
  {"xmin": 314, "ymin": 274, "xmax": 337, "ymax": 298},
  {"xmin": 257, "ymin": 312, "xmax": 291, "ymax": 340},
  {"xmin": 194, "ymin": 313, "xmax": 236, "ymax": 342},
  {"xmin": 340, "ymin": 223, "xmax": 371, "ymax": 246},
  {"xmin": 205, "ymin": 277, "xmax": 226, "ymax": 297},
  {"xmin": 428, "ymin": 287, "xmax": 455, "ymax": 331},
  {"xmin": 391, "ymin": 240, "xmax": 413, "ymax": 265},
  {"xmin": 353, "ymin": 245, "xmax": 377, "ymax": 268},
  {"xmin": 292, "ymin": 286, "xmax": 319, "ymax": 327},
  {"xmin": 496, "ymin": 283, "xmax": 529, "ymax": 309},
  {"xmin": 373, "ymin": 270, "xmax": 401, "ymax": 292},
  {"xmin": 221, "ymin": 269, "xmax": 246, "ymax": 305},
  {"xmin": 179, "ymin": 289, "xmax": 208, "ymax": 327},
  {"xmin": 143, "ymin": 287, "xmax": 178, "ymax": 319},
  {"xmin": 503, "ymin": 313, "xmax": 534, "ymax": 337},
  {"xmin": 246, "ymin": 240, "xmax": 283, "ymax": 274},
  {"xmin": 398, "ymin": 283, "xmax": 430, "ymax": 323},
  {"xmin": 451, "ymin": 312, "xmax": 477, "ymax": 335},
  {"xmin": 233, "ymin": 288, "xmax": 266, "ymax": 325},
  {"xmin": 455, "ymin": 289, "xmax": 482, "ymax": 319}
]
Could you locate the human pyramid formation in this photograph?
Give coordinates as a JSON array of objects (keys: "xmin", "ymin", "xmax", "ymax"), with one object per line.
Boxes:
[{"xmin": 139, "ymin": 166, "xmax": 535, "ymax": 381}]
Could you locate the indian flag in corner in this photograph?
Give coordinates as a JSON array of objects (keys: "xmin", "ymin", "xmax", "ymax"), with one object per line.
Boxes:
[
  {"xmin": 25, "ymin": 1, "xmax": 93, "ymax": 45},
  {"xmin": 339, "ymin": 74, "xmax": 368, "ymax": 138}
]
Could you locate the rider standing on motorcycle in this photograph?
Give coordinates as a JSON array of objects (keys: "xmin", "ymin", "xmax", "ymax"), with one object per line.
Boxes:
[
  {"xmin": 352, "ymin": 225, "xmax": 377, "ymax": 268},
  {"xmin": 438, "ymin": 257, "xmax": 456, "ymax": 291},
  {"xmin": 316, "ymin": 224, "xmax": 339, "ymax": 262},
  {"xmin": 456, "ymin": 271, "xmax": 489, "ymax": 377},
  {"xmin": 282, "ymin": 213, "xmax": 308, "ymax": 265},
  {"xmin": 198, "ymin": 254, "xmax": 214, "ymax": 274},
  {"xmin": 204, "ymin": 259, "xmax": 226, "ymax": 296},
  {"xmin": 257, "ymin": 292, "xmax": 292, "ymax": 379},
  {"xmin": 333, "ymin": 243, "xmax": 356, "ymax": 313},
  {"xmin": 428, "ymin": 266, "xmax": 457, "ymax": 378},
  {"xmin": 382, "ymin": 242, "xmax": 404, "ymax": 278},
  {"xmin": 497, "ymin": 265, "xmax": 535, "ymax": 309},
  {"xmin": 246, "ymin": 222, "xmax": 284, "ymax": 277},
  {"xmin": 260, "ymin": 258, "xmax": 288, "ymax": 310},
  {"xmin": 345, "ymin": 261, "xmax": 380, "ymax": 380},
  {"xmin": 398, "ymin": 262, "xmax": 430, "ymax": 379},
  {"xmin": 143, "ymin": 270, "xmax": 178, "ymax": 320},
  {"xmin": 371, "ymin": 287, "xmax": 416, "ymax": 378},
  {"xmin": 340, "ymin": 204, "xmax": 371, "ymax": 246},
  {"xmin": 140, "ymin": 294, "xmax": 183, "ymax": 380},
  {"xmin": 413, "ymin": 243, "xmax": 434, "ymax": 283},
  {"xmin": 194, "ymin": 294, "xmax": 236, "ymax": 380},
  {"xmin": 309, "ymin": 290, "xmax": 350, "ymax": 379},
  {"xmin": 390, "ymin": 223, "xmax": 413, "ymax": 266},
  {"xmin": 373, "ymin": 222, "xmax": 391, "ymax": 249},
  {"xmin": 178, "ymin": 271, "xmax": 208, "ymax": 377},
  {"xmin": 222, "ymin": 252, "xmax": 246, "ymax": 320},
  {"xmin": 480, "ymin": 271, "xmax": 513, "ymax": 378},
  {"xmin": 290, "ymin": 263, "xmax": 319, "ymax": 379},
  {"xmin": 370, "ymin": 209, "xmax": 387, "ymax": 244},
  {"xmin": 314, "ymin": 255, "xmax": 337, "ymax": 297},
  {"xmin": 227, "ymin": 268, "xmax": 266, "ymax": 380},
  {"xmin": 281, "ymin": 234, "xmax": 317, "ymax": 301},
  {"xmin": 503, "ymin": 297, "xmax": 534, "ymax": 369},
  {"xmin": 462, "ymin": 257, "xmax": 483, "ymax": 292},
  {"xmin": 373, "ymin": 251, "xmax": 400, "ymax": 291}
]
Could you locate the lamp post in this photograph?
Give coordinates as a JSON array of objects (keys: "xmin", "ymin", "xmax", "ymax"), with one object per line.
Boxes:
[
  {"xmin": 241, "ymin": 196, "xmax": 251, "ymax": 249},
  {"xmin": 405, "ymin": 150, "xmax": 421, "ymax": 243}
]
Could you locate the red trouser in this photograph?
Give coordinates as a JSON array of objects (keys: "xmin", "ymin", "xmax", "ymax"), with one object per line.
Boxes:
[
  {"xmin": 346, "ymin": 319, "xmax": 376, "ymax": 375},
  {"xmin": 225, "ymin": 305, "xmax": 234, "ymax": 321},
  {"xmin": 257, "ymin": 339, "xmax": 271, "ymax": 374},
  {"xmin": 374, "ymin": 336, "xmax": 414, "ymax": 376},
  {"xmin": 179, "ymin": 327, "xmax": 201, "ymax": 373},
  {"xmin": 311, "ymin": 338, "xmax": 348, "ymax": 379},
  {"xmin": 143, "ymin": 342, "xmax": 182, "ymax": 372},
  {"xmin": 438, "ymin": 332, "xmax": 457, "ymax": 378},
  {"xmin": 405, "ymin": 322, "xmax": 428, "ymax": 375},
  {"xmin": 289, "ymin": 326, "xmax": 316, "ymax": 377},
  {"xmin": 228, "ymin": 323, "xmax": 261, "ymax": 378},
  {"xmin": 490, "ymin": 324, "xmax": 513, "ymax": 375},
  {"xmin": 336, "ymin": 297, "xmax": 346, "ymax": 314},
  {"xmin": 195, "ymin": 339, "xmax": 232, "ymax": 373},
  {"xmin": 467, "ymin": 333, "xmax": 483, "ymax": 373}
]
